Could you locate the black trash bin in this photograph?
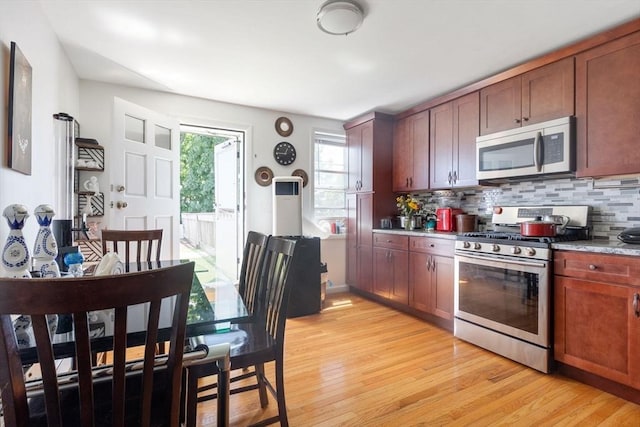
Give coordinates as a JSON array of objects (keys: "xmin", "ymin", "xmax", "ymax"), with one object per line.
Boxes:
[{"xmin": 281, "ymin": 236, "xmax": 322, "ymax": 318}]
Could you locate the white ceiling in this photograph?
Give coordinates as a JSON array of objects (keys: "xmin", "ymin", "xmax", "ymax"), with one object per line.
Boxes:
[{"xmin": 39, "ymin": 0, "xmax": 640, "ymax": 121}]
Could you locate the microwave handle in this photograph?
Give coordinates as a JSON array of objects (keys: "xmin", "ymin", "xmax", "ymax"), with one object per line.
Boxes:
[{"xmin": 534, "ymin": 131, "xmax": 543, "ymax": 172}]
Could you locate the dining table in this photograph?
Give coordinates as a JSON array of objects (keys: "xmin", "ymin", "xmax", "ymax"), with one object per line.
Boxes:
[{"xmin": 18, "ymin": 259, "xmax": 248, "ymax": 366}]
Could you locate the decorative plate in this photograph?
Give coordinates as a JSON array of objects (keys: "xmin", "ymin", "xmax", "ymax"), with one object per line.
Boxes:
[
  {"xmin": 254, "ymin": 166, "xmax": 274, "ymax": 186},
  {"xmin": 275, "ymin": 117, "xmax": 293, "ymax": 137},
  {"xmin": 292, "ymin": 169, "xmax": 309, "ymax": 187}
]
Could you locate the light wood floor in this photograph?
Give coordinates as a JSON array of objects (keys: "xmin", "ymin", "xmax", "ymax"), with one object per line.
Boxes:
[{"xmin": 195, "ymin": 292, "xmax": 640, "ymax": 426}]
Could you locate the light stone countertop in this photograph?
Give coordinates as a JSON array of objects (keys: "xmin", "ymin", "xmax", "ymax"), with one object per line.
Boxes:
[
  {"xmin": 551, "ymin": 240, "xmax": 640, "ymax": 256},
  {"xmin": 373, "ymin": 229, "xmax": 640, "ymax": 256},
  {"xmin": 372, "ymin": 228, "xmax": 458, "ymax": 240}
]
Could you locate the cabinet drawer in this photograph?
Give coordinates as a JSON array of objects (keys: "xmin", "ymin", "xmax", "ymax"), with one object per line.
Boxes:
[
  {"xmin": 409, "ymin": 236, "xmax": 454, "ymax": 256},
  {"xmin": 554, "ymin": 251, "xmax": 640, "ymax": 286},
  {"xmin": 373, "ymin": 233, "xmax": 408, "ymax": 251}
]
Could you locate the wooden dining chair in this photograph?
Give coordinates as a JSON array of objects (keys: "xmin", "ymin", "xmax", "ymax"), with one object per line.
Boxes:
[
  {"xmin": 101, "ymin": 228, "xmax": 166, "ymax": 357},
  {"xmin": 184, "ymin": 237, "xmax": 298, "ymax": 427},
  {"xmin": 0, "ymin": 262, "xmax": 230, "ymax": 426},
  {"xmin": 236, "ymin": 231, "xmax": 270, "ymax": 321},
  {"xmin": 101, "ymin": 229, "xmax": 163, "ymax": 264}
]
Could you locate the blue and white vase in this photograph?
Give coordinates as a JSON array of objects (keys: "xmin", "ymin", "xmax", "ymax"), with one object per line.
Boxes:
[
  {"xmin": 32, "ymin": 204, "xmax": 60, "ymax": 278},
  {"xmin": 2, "ymin": 204, "xmax": 31, "ymax": 278}
]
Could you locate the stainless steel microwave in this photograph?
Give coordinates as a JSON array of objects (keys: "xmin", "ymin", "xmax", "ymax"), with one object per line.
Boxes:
[{"xmin": 476, "ymin": 116, "xmax": 575, "ymax": 181}]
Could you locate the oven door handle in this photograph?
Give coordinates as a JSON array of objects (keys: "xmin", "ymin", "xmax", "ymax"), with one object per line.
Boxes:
[{"xmin": 456, "ymin": 252, "xmax": 547, "ymax": 269}]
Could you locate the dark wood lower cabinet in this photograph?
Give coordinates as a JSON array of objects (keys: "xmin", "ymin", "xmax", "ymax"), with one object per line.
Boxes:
[
  {"xmin": 408, "ymin": 240, "xmax": 454, "ymax": 321},
  {"xmin": 368, "ymin": 233, "xmax": 455, "ymax": 328},
  {"xmin": 373, "ymin": 247, "xmax": 408, "ymax": 304},
  {"xmin": 554, "ymin": 251, "xmax": 640, "ymax": 395}
]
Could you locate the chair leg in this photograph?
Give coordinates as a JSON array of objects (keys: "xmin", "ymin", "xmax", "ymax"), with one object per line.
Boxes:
[
  {"xmin": 185, "ymin": 368, "xmax": 199, "ymax": 427},
  {"xmin": 255, "ymin": 363, "xmax": 269, "ymax": 408},
  {"xmin": 218, "ymin": 368, "xmax": 230, "ymax": 427},
  {"xmin": 275, "ymin": 358, "xmax": 289, "ymax": 427}
]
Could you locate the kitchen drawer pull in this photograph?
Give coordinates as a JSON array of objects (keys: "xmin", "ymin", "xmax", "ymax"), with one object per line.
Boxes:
[
  {"xmin": 633, "ymin": 293, "xmax": 639, "ymax": 318},
  {"xmin": 588, "ymin": 264, "xmax": 597, "ymax": 270}
]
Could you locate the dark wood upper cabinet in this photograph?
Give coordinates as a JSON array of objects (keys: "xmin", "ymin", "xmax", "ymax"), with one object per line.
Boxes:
[
  {"xmin": 430, "ymin": 92, "xmax": 479, "ymax": 189},
  {"xmin": 392, "ymin": 110, "xmax": 429, "ymax": 192},
  {"xmin": 480, "ymin": 57, "xmax": 574, "ymax": 135},
  {"xmin": 576, "ymin": 31, "xmax": 640, "ymax": 178}
]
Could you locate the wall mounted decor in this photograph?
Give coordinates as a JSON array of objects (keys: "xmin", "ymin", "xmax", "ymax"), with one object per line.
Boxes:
[
  {"xmin": 275, "ymin": 116, "xmax": 293, "ymax": 137},
  {"xmin": 273, "ymin": 141, "xmax": 296, "ymax": 165},
  {"xmin": 255, "ymin": 166, "xmax": 274, "ymax": 186},
  {"xmin": 7, "ymin": 42, "xmax": 32, "ymax": 175},
  {"xmin": 292, "ymin": 169, "xmax": 309, "ymax": 187}
]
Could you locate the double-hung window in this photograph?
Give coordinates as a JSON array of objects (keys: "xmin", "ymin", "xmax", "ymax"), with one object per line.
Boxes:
[{"xmin": 314, "ymin": 131, "xmax": 347, "ymax": 222}]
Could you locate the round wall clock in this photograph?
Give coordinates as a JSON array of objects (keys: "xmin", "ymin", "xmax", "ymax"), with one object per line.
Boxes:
[
  {"xmin": 275, "ymin": 117, "xmax": 293, "ymax": 137},
  {"xmin": 273, "ymin": 141, "xmax": 296, "ymax": 166}
]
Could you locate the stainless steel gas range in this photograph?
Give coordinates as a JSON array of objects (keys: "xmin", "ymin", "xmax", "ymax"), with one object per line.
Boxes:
[{"xmin": 453, "ymin": 205, "xmax": 590, "ymax": 373}]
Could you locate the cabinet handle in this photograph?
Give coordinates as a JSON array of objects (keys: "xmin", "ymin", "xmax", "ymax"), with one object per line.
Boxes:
[
  {"xmin": 406, "ymin": 178, "xmax": 409, "ymax": 187},
  {"xmin": 588, "ymin": 264, "xmax": 597, "ymax": 270},
  {"xmin": 633, "ymin": 293, "xmax": 639, "ymax": 318},
  {"xmin": 523, "ymin": 117, "xmax": 529, "ymax": 122},
  {"xmin": 514, "ymin": 118, "xmax": 521, "ymax": 124},
  {"xmin": 447, "ymin": 171, "xmax": 452, "ymax": 184},
  {"xmin": 452, "ymin": 171, "xmax": 457, "ymax": 184},
  {"xmin": 409, "ymin": 177, "xmax": 413, "ymax": 187}
]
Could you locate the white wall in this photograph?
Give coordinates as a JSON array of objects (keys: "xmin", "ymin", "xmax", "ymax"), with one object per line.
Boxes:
[
  {"xmin": 0, "ymin": 2, "xmax": 80, "ymax": 246},
  {"xmin": 79, "ymin": 81, "xmax": 347, "ymax": 285},
  {"xmin": 78, "ymin": 81, "xmax": 344, "ymax": 234}
]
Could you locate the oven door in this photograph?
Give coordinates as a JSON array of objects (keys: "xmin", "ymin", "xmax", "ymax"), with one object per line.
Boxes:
[{"xmin": 454, "ymin": 251, "xmax": 550, "ymax": 347}]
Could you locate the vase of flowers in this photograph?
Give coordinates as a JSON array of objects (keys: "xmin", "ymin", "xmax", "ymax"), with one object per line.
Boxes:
[{"xmin": 396, "ymin": 195, "xmax": 421, "ymax": 230}]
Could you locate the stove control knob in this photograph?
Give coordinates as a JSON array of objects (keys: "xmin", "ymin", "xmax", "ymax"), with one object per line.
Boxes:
[
  {"xmin": 474, "ymin": 242, "xmax": 482, "ymax": 250},
  {"xmin": 462, "ymin": 241, "xmax": 471, "ymax": 249},
  {"xmin": 511, "ymin": 246, "xmax": 522, "ymax": 255},
  {"xmin": 492, "ymin": 244, "xmax": 500, "ymax": 252},
  {"xmin": 525, "ymin": 247, "xmax": 536, "ymax": 256}
]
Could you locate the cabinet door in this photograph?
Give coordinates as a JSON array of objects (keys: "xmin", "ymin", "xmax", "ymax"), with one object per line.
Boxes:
[
  {"xmin": 521, "ymin": 57, "xmax": 574, "ymax": 126},
  {"xmin": 410, "ymin": 111, "xmax": 430, "ymax": 190},
  {"xmin": 409, "ymin": 252, "xmax": 431, "ymax": 313},
  {"xmin": 392, "ymin": 118, "xmax": 412, "ymax": 191},
  {"xmin": 431, "ymin": 255, "xmax": 454, "ymax": 320},
  {"xmin": 576, "ymin": 31, "xmax": 640, "ymax": 178},
  {"xmin": 356, "ymin": 193, "xmax": 373, "ymax": 292},
  {"xmin": 358, "ymin": 246, "xmax": 373, "ymax": 293},
  {"xmin": 452, "ymin": 92, "xmax": 479, "ymax": 187},
  {"xmin": 555, "ymin": 276, "xmax": 640, "ymax": 388},
  {"xmin": 359, "ymin": 121, "xmax": 374, "ymax": 192},
  {"xmin": 373, "ymin": 247, "xmax": 392, "ymax": 298},
  {"xmin": 346, "ymin": 193, "xmax": 357, "ymax": 286},
  {"xmin": 389, "ymin": 249, "xmax": 409, "ymax": 304},
  {"xmin": 429, "ymin": 102, "xmax": 454, "ymax": 189},
  {"xmin": 479, "ymin": 76, "xmax": 521, "ymax": 135},
  {"xmin": 346, "ymin": 125, "xmax": 362, "ymax": 192}
]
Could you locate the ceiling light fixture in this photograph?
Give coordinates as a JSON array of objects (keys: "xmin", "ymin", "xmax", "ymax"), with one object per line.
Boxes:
[{"xmin": 317, "ymin": 0, "xmax": 364, "ymax": 36}]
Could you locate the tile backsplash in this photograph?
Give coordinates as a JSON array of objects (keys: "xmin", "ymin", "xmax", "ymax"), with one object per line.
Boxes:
[{"xmin": 412, "ymin": 175, "xmax": 640, "ymax": 241}]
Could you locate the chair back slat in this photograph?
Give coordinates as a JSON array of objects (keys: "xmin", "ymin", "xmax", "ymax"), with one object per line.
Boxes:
[
  {"xmin": 112, "ymin": 306, "xmax": 128, "ymax": 426},
  {"xmin": 101, "ymin": 229, "xmax": 163, "ymax": 264},
  {"xmin": 256, "ymin": 237, "xmax": 297, "ymax": 342},
  {"xmin": 71, "ymin": 311, "xmax": 95, "ymax": 426},
  {"xmin": 238, "ymin": 232, "xmax": 269, "ymax": 318},
  {"xmin": 0, "ymin": 262, "xmax": 194, "ymax": 426},
  {"xmin": 31, "ymin": 314, "xmax": 63, "ymax": 427}
]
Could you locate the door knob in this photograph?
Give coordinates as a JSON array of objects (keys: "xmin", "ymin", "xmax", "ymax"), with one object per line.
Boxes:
[
  {"xmin": 116, "ymin": 201, "xmax": 128, "ymax": 209},
  {"xmin": 116, "ymin": 185, "xmax": 125, "ymax": 192}
]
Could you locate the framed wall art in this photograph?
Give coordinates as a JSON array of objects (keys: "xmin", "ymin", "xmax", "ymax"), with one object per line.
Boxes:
[{"xmin": 8, "ymin": 41, "xmax": 32, "ymax": 175}]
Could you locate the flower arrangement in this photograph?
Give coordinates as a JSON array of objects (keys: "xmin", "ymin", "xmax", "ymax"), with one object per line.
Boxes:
[{"xmin": 396, "ymin": 194, "xmax": 421, "ymax": 217}]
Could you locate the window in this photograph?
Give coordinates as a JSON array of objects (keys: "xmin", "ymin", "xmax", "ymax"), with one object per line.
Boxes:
[{"xmin": 314, "ymin": 131, "xmax": 347, "ymax": 220}]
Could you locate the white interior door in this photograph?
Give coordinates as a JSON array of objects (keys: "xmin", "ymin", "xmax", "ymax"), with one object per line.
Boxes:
[
  {"xmin": 110, "ymin": 97, "xmax": 180, "ymax": 260},
  {"xmin": 214, "ymin": 139, "xmax": 240, "ymax": 279}
]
